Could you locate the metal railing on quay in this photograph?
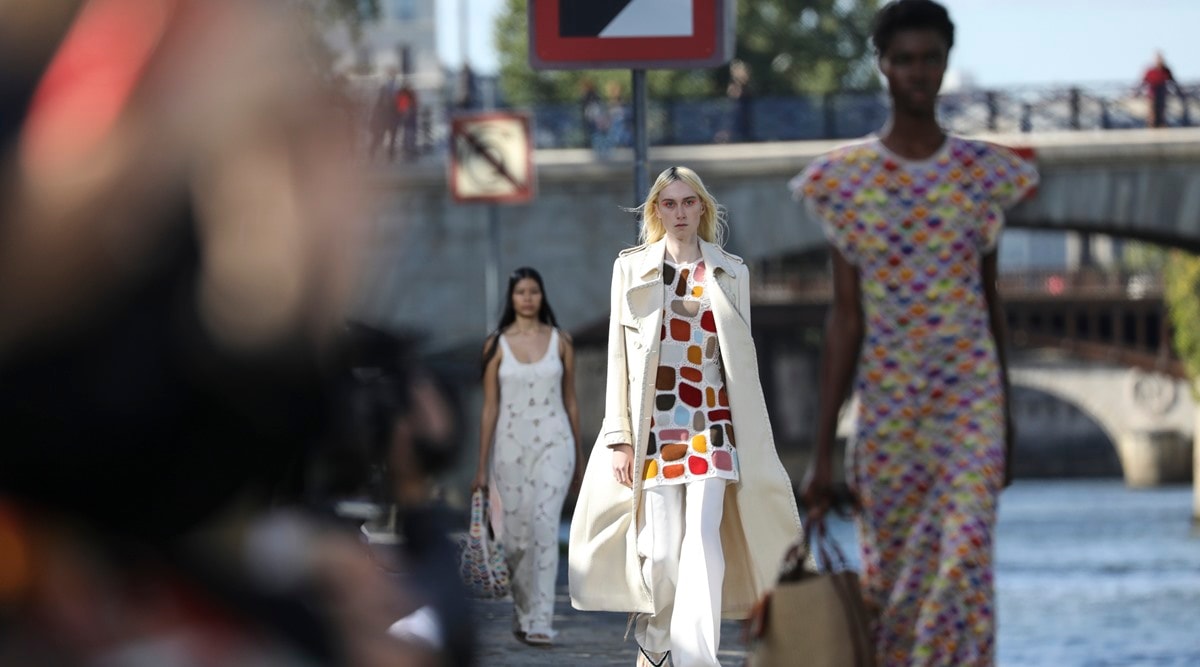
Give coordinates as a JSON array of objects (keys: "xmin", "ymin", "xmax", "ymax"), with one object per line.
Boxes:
[
  {"xmin": 520, "ymin": 80, "xmax": 1198, "ymax": 149},
  {"xmin": 751, "ymin": 268, "xmax": 1163, "ymax": 303}
]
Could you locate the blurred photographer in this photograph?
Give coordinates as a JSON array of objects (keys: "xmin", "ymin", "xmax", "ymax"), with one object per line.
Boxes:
[{"xmin": 0, "ymin": 1, "xmax": 455, "ymax": 665}]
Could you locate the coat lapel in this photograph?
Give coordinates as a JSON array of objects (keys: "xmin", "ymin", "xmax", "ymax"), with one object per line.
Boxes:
[
  {"xmin": 624, "ymin": 240, "xmax": 666, "ymax": 353},
  {"xmin": 700, "ymin": 241, "xmax": 749, "ymax": 334}
]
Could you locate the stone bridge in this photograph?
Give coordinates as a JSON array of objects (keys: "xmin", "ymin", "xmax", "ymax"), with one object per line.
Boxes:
[
  {"xmin": 362, "ymin": 128, "xmax": 1200, "ymax": 352},
  {"xmin": 1007, "ymin": 359, "xmax": 1194, "ymax": 487}
]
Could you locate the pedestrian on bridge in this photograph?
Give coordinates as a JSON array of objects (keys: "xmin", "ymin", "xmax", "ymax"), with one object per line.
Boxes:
[
  {"xmin": 570, "ymin": 166, "xmax": 801, "ymax": 667},
  {"xmin": 792, "ymin": 1, "xmax": 1039, "ymax": 665},
  {"xmin": 1141, "ymin": 51, "xmax": 1180, "ymax": 128},
  {"xmin": 474, "ymin": 267, "xmax": 584, "ymax": 647}
]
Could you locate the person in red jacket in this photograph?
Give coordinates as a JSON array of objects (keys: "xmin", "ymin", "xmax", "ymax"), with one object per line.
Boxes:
[{"xmin": 1141, "ymin": 51, "xmax": 1180, "ymax": 128}]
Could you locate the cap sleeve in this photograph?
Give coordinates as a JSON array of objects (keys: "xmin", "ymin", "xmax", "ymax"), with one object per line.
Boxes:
[
  {"xmin": 790, "ymin": 155, "xmax": 860, "ymax": 265},
  {"xmin": 978, "ymin": 144, "xmax": 1039, "ymax": 253},
  {"xmin": 985, "ymin": 144, "xmax": 1039, "ymax": 210}
]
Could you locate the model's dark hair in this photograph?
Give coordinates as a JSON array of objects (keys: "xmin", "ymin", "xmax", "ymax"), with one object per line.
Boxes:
[
  {"xmin": 871, "ymin": 0, "xmax": 955, "ymax": 56},
  {"xmin": 481, "ymin": 267, "xmax": 558, "ymax": 375}
]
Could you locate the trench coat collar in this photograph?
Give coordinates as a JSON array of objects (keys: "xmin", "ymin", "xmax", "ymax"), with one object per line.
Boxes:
[{"xmin": 634, "ymin": 238, "xmax": 738, "ymax": 280}]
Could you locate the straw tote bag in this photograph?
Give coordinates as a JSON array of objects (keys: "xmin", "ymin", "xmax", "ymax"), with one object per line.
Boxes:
[
  {"xmin": 454, "ymin": 488, "xmax": 511, "ymax": 599},
  {"xmin": 746, "ymin": 525, "xmax": 876, "ymax": 667}
]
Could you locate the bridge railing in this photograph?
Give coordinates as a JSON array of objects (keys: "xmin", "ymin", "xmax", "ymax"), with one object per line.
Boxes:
[
  {"xmin": 752, "ymin": 268, "xmax": 1163, "ymax": 303},
  {"xmin": 522, "ymin": 81, "xmax": 1198, "ymax": 149},
  {"xmin": 749, "ymin": 267, "xmax": 1176, "ymax": 375},
  {"xmin": 997, "ymin": 269, "xmax": 1163, "ymax": 299}
]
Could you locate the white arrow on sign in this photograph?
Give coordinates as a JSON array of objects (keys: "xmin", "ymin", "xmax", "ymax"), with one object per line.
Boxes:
[{"xmin": 601, "ymin": 0, "xmax": 692, "ymax": 37}]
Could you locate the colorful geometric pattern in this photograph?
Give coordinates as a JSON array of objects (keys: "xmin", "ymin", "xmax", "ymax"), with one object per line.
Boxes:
[
  {"xmin": 793, "ymin": 136, "xmax": 1038, "ymax": 666},
  {"xmin": 455, "ymin": 488, "xmax": 511, "ymax": 600},
  {"xmin": 644, "ymin": 259, "xmax": 740, "ymax": 488}
]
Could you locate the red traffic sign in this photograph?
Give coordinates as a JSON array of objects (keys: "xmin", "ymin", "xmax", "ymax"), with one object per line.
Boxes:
[
  {"xmin": 449, "ymin": 112, "xmax": 536, "ymax": 204},
  {"xmin": 530, "ymin": 0, "xmax": 734, "ymax": 70}
]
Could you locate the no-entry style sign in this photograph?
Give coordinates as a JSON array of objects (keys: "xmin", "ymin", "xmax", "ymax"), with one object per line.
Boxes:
[
  {"xmin": 449, "ymin": 112, "xmax": 535, "ymax": 204},
  {"xmin": 530, "ymin": 0, "xmax": 735, "ymax": 70}
]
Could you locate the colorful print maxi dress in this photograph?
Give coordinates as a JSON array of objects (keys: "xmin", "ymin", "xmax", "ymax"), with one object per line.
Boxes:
[
  {"xmin": 792, "ymin": 136, "xmax": 1037, "ymax": 666},
  {"xmin": 644, "ymin": 259, "xmax": 740, "ymax": 488}
]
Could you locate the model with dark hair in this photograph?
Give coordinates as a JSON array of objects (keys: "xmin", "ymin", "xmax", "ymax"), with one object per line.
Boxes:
[
  {"xmin": 570, "ymin": 167, "xmax": 801, "ymax": 667},
  {"xmin": 792, "ymin": 1, "xmax": 1038, "ymax": 665},
  {"xmin": 473, "ymin": 267, "xmax": 582, "ymax": 647}
]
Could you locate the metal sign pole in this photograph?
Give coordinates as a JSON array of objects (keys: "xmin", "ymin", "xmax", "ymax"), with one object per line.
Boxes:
[
  {"xmin": 632, "ymin": 68, "xmax": 649, "ymax": 239},
  {"xmin": 484, "ymin": 204, "xmax": 500, "ymax": 334},
  {"xmin": 450, "ymin": 112, "xmax": 533, "ymax": 335}
]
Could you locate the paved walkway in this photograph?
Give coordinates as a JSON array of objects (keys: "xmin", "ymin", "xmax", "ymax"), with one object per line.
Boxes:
[{"xmin": 472, "ymin": 561, "xmax": 750, "ymax": 666}]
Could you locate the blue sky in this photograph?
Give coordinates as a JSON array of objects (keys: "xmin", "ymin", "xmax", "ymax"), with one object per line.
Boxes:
[{"xmin": 437, "ymin": 1, "xmax": 1197, "ymax": 87}]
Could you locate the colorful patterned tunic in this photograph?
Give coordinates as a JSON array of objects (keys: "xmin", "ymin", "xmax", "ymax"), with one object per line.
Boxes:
[
  {"xmin": 644, "ymin": 259, "xmax": 740, "ymax": 489},
  {"xmin": 792, "ymin": 136, "xmax": 1038, "ymax": 666}
]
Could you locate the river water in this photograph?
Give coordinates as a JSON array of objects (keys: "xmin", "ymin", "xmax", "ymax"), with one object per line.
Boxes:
[{"xmin": 826, "ymin": 479, "xmax": 1200, "ymax": 666}]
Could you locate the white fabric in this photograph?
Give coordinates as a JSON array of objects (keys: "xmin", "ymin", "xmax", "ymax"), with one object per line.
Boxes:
[
  {"xmin": 492, "ymin": 329, "xmax": 575, "ymax": 638},
  {"xmin": 635, "ymin": 478, "xmax": 727, "ymax": 666},
  {"xmin": 387, "ymin": 606, "xmax": 444, "ymax": 649}
]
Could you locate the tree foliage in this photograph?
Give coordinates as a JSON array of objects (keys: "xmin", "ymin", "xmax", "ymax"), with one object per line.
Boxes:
[
  {"xmin": 1164, "ymin": 251, "xmax": 1200, "ymax": 396},
  {"xmin": 736, "ymin": 0, "xmax": 880, "ymax": 95},
  {"xmin": 309, "ymin": 0, "xmax": 381, "ymax": 44},
  {"xmin": 496, "ymin": 0, "xmax": 880, "ymax": 105}
]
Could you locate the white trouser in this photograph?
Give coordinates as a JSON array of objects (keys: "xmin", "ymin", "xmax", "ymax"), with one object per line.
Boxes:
[{"xmin": 635, "ymin": 478, "xmax": 726, "ymax": 667}]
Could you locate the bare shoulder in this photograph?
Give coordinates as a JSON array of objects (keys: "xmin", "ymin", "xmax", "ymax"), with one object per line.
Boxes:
[{"xmin": 482, "ymin": 333, "xmax": 503, "ymax": 366}]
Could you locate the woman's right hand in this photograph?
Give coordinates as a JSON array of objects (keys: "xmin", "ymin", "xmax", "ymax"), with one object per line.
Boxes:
[
  {"xmin": 610, "ymin": 444, "xmax": 634, "ymax": 487},
  {"xmin": 799, "ymin": 462, "xmax": 835, "ymax": 526},
  {"xmin": 471, "ymin": 469, "xmax": 488, "ymax": 492}
]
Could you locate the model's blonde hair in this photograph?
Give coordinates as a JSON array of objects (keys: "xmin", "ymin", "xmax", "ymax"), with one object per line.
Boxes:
[{"xmin": 637, "ymin": 166, "xmax": 727, "ymax": 246}]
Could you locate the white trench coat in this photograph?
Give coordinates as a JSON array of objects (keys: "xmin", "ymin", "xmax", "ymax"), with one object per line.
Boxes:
[{"xmin": 568, "ymin": 238, "xmax": 803, "ymax": 618}]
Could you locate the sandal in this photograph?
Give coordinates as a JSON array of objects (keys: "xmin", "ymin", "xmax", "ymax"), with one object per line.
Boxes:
[
  {"xmin": 522, "ymin": 632, "xmax": 553, "ymax": 647},
  {"xmin": 636, "ymin": 646, "xmax": 670, "ymax": 667}
]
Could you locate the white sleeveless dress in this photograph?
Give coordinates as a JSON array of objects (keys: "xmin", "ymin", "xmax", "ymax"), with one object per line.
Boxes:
[{"xmin": 491, "ymin": 329, "xmax": 575, "ymax": 638}]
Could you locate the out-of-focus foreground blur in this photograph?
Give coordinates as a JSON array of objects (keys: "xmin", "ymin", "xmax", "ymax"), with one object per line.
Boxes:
[{"xmin": 0, "ymin": 1, "xmax": 468, "ymax": 665}]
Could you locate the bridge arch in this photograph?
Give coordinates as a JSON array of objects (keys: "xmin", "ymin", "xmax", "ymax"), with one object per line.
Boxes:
[
  {"xmin": 1007, "ymin": 384, "xmax": 1121, "ymax": 477},
  {"xmin": 1009, "ymin": 358, "xmax": 1194, "ymax": 486}
]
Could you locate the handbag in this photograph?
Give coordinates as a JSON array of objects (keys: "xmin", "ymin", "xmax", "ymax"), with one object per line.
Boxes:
[
  {"xmin": 746, "ymin": 523, "xmax": 876, "ymax": 667},
  {"xmin": 453, "ymin": 488, "xmax": 511, "ymax": 599}
]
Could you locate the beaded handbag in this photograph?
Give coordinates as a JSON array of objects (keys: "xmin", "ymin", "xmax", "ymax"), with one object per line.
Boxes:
[{"xmin": 454, "ymin": 488, "xmax": 511, "ymax": 599}]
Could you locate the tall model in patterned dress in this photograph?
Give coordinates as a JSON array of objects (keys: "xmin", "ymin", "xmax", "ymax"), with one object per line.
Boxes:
[
  {"xmin": 794, "ymin": 2, "xmax": 1038, "ymax": 666},
  {"xmin": 474, "ymin": 267, "xmax": 583, "ymax": 647},
  {"xmin": 570, "ymin": 167, "xmax": 802, "ymax": 667}
]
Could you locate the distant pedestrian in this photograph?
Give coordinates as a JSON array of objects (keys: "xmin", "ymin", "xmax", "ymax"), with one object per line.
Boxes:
[
  {"xmin": 369, "ymin": 67, "xmax": 400, "ymax": 161},
  {"xmin": 474, "ymin": 267, "xmax": 583, "ymax": 647},
  {"xmin": 792, "ymin": 1, "xmax": 1038, "ymax": 665},
  {"xmin": 603, "ymin": 80, "xmax": 629, "ymax": 151},
  {"xmin": 1141, "ymin": 51, "xmax": 1180, "ymax": 128},
  {"xmin": 455, "ymin": 64, "xmax": 477, "ymax": 111},
  {"xmin": 580, "ymin": 78, "xmax": 607, "ymax": 153},
  {"xmin": 725, "ymin": 59, "xmax": 753, "ymax": 142},
  {"xmin": 396, "ymin": 82, "xmax": 419, "ymax": 160},
  {"xmin": 570, "ymin": 167, "xmax": 801, "ymax": 667}
]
